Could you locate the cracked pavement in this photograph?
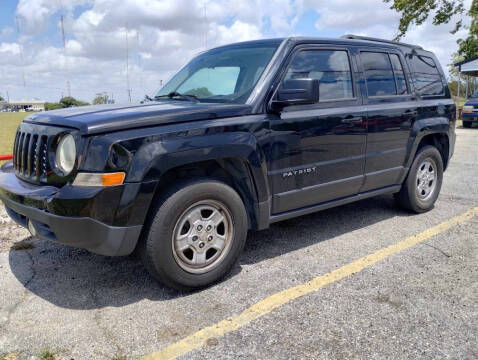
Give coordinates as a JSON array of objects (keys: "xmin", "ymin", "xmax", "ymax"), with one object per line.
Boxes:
[{"xmin": 0, "ymin": 126, "xmax": 477, "ymax": 360}]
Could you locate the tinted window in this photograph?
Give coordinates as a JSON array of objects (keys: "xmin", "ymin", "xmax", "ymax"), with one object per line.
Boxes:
[
  {"xmin": 284, "ymin": 50, "xmax": 354, "ymax": 101},
  {"xmin": 390, "ymin": 54, "xmax": 408, "ymax": 95},
  {"xmin": 408, "ymin": 55, "xmax": 444, "ymax": 96},
  {"xmin": 362, "ymin": 52, "xmax": 396, "ymax": 96}
]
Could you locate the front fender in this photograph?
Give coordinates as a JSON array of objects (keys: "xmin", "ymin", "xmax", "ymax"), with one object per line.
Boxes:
[{"xmin": 126, "ymin": 132, "xmax": 270, "ymax": 203}]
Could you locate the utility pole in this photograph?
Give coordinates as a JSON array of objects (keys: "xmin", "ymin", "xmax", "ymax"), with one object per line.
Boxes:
[
  {"xmin": 15, "ymin": 16, "xmax": 26, "ymax": 87},
  {"xmin": 61, "ymin": 14, "xmax": 71, "ymax": 98},
  {"xmin": 6, "ymin": 90, "xmax": 10, "ymax": 103},
  {"xmin": 204, "ymin": 1, "xmax": 208, "ymax": 49},
  {"xmin": 125, "ymin": 25, "xmax": 132, "ymax": 103}
]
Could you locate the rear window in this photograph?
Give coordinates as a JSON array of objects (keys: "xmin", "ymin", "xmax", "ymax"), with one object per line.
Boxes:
[{"xmin": 408, "ymin": 55, "xmax": 444, "ymax": 96}]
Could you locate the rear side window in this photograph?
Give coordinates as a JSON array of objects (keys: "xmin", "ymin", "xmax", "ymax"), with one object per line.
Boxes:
[
  {"xmin": 408, "ymin": 55, "xmax": 444, "ymax": 96},
  {"xmin": 284, "ymin": 50, "xmax": 354, "ymax": 101},
  {"xmin": 389, "ymin": 54, "xmax": 408, "ymax": 95},
  {"xmin": 362, "ymin": 52, "xmax": 408, "ymax": 97}
]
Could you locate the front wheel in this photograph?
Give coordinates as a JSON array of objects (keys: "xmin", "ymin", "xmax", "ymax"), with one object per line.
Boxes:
[
  {"xmin": 140, "ymin": 179, "xmax": 248, "ymax": 290},
  {"xmin": 394, "ymin": 145, "xmax": 443, "ymax": 213}
]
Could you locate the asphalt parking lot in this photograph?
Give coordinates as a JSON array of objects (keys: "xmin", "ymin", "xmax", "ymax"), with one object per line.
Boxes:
[{"xmin": 1, "ymin": 126, "xmax": 477, "ymax": 360}]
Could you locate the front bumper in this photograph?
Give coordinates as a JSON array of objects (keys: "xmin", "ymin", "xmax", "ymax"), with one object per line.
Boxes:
[
  {"xmin": 462, "ymin": 112, "xmax": 478, "ymax": 121},
  {"xmin": 0, "ymin": 162, "xmax": 144, "ymax": 256}
]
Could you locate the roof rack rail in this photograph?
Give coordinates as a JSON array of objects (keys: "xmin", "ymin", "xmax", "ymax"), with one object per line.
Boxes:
[{"xmin": 341, "ymin": 34, "xmax": 423, "ymax": 50}]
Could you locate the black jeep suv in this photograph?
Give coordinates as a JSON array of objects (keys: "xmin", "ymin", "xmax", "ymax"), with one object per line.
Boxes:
[{"xmin": 0, "ymin": 36, "xmax": 455, "ymax": 290}]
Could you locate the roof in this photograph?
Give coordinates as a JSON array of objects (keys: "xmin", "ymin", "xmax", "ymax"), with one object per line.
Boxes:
[
  {"xmin": 8, "ymin": 99, "xmax": 46, "ymax": 105},
  {"xmin": 454, "ymin": 55, "xmax": 478, "ymax": 67},
  {"xmin": 454, "ymin": 56, "xmax": 478, "ymax": 76},
  {"xmin": 212, "ymin": 36, "xmax": 431, "ymax": 55}
]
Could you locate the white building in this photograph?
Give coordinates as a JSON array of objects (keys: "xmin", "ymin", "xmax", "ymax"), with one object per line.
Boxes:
[{"xmin": 3, "ymin": 99, "xmax": 46, "ymax": 112}]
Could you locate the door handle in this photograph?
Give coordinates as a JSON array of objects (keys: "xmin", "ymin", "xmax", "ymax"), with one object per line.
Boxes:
[
  {"xmin": 404, "ymin": 110, "xmax": 418, "ymax": 117},
  {"xmin": 341, "ymin": 116, "xmax": 363, "ymax": 124}
]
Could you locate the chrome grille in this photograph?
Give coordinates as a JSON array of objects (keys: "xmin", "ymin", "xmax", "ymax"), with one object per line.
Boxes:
[{"xmin": 13, "ymin": 130, "xmax": 50, "ymax": 182}]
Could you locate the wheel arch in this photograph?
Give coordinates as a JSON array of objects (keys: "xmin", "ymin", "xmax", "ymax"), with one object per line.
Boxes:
[
  {"xmin": 151, "ymin": 158, "xmax": 267, "ymax": 229},
  {"xmin": 415, "ymin": 132, "xmax": 450, "ymax": 169},
  {"xmin": 406, "ymin": 117, "xmax": 451, "ymax": 171}
]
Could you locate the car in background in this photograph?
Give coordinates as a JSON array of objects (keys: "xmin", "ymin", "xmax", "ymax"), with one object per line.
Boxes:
[{"xmin": 462, "ymin": 90, "xmax": 478, "ymax": 128}]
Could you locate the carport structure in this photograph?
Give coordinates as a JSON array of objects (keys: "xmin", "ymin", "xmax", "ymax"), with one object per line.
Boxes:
[{"xmin": 454, "ymin": 56, "xmax": 478, "ymax": 107}]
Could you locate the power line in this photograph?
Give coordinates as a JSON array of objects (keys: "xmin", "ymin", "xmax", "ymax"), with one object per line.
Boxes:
[
  {"xmin": 204, "ymin": 1, "xmax": 208, "ymax": 49},
  {"xmin": 60, "ymin": 14, "xmax": 72, "ymax": 98},
  {"xmin": 14, "ymin": 16, "xmax": 26, "ymax": 87},
  {"xmin": 125, "ymin": 24, "xmax": 132, "ymax": 103}
]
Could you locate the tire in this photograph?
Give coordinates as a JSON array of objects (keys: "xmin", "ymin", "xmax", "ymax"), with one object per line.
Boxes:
[
  {"xmin": 394, "ymin": 145, "xmax": 443, "ymax": 213},
  {"xmin": 463, "ymin": 121, "xmax": 472, "ymax": 128},
  {"xmin": 139, "ymin": 179, "xmax": 248, "ymax": 290}
]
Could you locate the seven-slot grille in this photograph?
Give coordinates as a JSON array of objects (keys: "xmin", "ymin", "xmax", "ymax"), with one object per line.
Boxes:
[{"xmin": 13, "ymin": 130, "xmax": 50, "ymax": 181}]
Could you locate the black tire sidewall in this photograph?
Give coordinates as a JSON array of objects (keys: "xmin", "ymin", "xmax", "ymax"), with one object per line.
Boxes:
[
  {"xmin": 143, "ymin": 180, "xmax": 247, "ymax": 290},
  {"xmin": 405, "ymin": 146, "xmax": 443, "ymax": 212}
]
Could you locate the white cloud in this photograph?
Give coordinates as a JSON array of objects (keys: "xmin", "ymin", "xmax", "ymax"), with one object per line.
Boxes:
[
  {"xmin": 1, "ymin": 0, "xmax": 473, "ymax": 103},
  {"xmin": 0, "ymin": 27, "xmax": 14, "ymax": 38},
  {"xmin": 214, "ymin": 20, "xmax": 262, "ymax": 45},
  {"xmin": 15, "ymin": 0, "xmax": 91, "ymax": 36}
]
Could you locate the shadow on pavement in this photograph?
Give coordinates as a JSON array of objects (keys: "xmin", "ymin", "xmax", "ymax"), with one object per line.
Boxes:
[{"xmin": 8, "ymin": 194, "xmax": 410, "ymax": 309}]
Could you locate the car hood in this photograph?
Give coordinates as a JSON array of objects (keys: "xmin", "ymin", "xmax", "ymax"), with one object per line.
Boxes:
[
  {"xmin": 23, "ymin": 101, "xmax": 253, "ymax": 135},
  {"xmin": 464, "ymin": 98, "xmax": 478, "ymax": 106}
]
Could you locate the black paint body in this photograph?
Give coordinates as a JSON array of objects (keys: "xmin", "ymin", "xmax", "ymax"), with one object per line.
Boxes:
[{"xmin": 0, "ymin": 37, "xmax": 456, "ymax": 255}]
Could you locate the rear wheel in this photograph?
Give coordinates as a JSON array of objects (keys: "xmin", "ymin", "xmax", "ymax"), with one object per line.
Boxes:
[
  {"xmin": 140, "ymin": 179, "xmax": 248, "ymax": 290},
  {"xmin": 463, "ymin": 121, "xmax": 472, "ymax": 128},
  {"xmin": 394, "ymin": 145, "xmax": 443, "ymax": 213}
]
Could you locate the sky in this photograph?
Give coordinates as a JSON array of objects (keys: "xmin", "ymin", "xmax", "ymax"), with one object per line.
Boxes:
[{"xmin": 0, "ymin": 0, "xmax": 472, "ymax": 104}]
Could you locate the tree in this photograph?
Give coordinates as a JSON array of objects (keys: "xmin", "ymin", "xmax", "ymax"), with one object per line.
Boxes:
[
  {"xmin": 44, "ymin": 97, "xmax": 89, "ymax": 111},
  {"xmin": 59, "ymin": 96, "xmax": 89, "ymax": 107},
  {"xmin": 385, "ymin": 0, "xmax": 478, "ymax": 60},
  {"xmin": 45, "ymin": 102, "xmax": 64, "ymax": 111},
  {"xmin": 93, "ymin": 92, "xmax": 112, "ymax": 105},
  {"xmin": 185, "ymin": 87, "xmax": 213, "ymax": 98},
  {"xmin": 0, "ymin": 96, "xmax": 4, "ymax": 102},
  {"xmin": 59, "ymin": 97, "xmax": 77, "ymax": 107}
]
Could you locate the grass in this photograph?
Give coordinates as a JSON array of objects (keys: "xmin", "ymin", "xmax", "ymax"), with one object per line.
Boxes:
[
  {"xmin": 37, "ymin": 349, "xmax": 57, "ymax": 360},
  {"xmin": 0, "ymin": 352, "xmax": 21, "ymax": 360},
  {"xmin": 0, "ymin": 113, "xmax": 28, "ymax": 157},
  {"xmin": 11, "ymin": 240, "xmax": 35, "ymax": 251}
]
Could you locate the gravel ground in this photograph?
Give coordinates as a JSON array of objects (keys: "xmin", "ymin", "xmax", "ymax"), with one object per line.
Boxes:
[
  {"xmin": 0, "ymin": 206, "xmax": 30, "ymax": 253},
  {"xmin": 0, "ymin": 127, "xmax": 477, "ymax": 360}
]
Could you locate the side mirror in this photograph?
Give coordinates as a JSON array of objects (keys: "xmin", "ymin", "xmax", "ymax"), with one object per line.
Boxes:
[{"xmin": 271, "ymin": 78, "xmax": 319, "ymax": 111}]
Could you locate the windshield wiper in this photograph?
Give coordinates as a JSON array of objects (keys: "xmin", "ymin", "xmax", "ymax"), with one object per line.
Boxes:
[{"xmin": 154, "ymin": 92, "xmax": 199, "ymax": 102}]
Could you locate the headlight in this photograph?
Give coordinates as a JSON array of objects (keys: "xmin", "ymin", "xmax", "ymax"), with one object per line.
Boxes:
[
  {"xmin": 463, "ymin": 105, "xmax": 474, "ymax": 113},
  {"xmin": 55, "ymin": 134, "xmax": 76, "ymax": 174}
]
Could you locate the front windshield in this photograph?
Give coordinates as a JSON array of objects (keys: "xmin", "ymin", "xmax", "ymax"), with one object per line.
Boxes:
[
  {"xmin": 470, "ymin": 90, "xmax": 478, "ymax": 98},
  {"xmin": 156, "ymin": 43, "xmax": 279, "ymax": 104}
]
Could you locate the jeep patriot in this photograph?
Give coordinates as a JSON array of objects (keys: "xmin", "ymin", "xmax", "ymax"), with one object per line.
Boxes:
[{"xmin": 0, "ymin": 36, "xmax": 456, "ymax": 289}]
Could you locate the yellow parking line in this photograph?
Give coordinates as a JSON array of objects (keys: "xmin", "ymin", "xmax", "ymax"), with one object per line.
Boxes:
[{"xmin": 143, "ymin": 206, "xmax": 478, "ymax": 360}]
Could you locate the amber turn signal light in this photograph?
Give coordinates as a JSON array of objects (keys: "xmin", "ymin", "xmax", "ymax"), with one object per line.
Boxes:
[{"xmin": 72, "ymin": 172, "xmax": 125, "ymax": 187}]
